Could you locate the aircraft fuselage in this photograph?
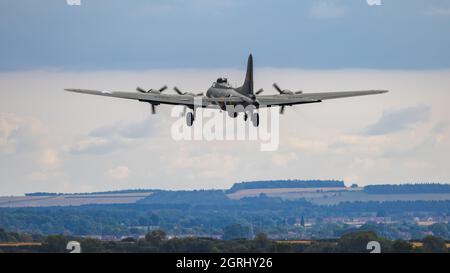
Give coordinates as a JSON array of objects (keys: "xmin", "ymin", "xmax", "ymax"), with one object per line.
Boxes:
[{"xmin": 206, "ymin": 86, "xmax": 253, "ymax": 110}]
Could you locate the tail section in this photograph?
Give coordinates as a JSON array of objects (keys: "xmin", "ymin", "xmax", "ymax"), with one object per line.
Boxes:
[{"xmin": 236, "ymin": 54, "xmax": 254, "ymax": 96}]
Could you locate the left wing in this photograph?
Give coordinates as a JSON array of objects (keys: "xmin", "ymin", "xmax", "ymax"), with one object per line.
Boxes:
[
  {"xmin": 256, "ymin": 90, "xmax": 389, "ymax": 107},
  {"xmin": 64, "ymin": 88, "xmax": 243, "ymax": 108}
]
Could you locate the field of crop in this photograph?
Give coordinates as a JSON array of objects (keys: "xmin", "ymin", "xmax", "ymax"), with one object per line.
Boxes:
[
  {"xmin": 2, "ymin": 187, "xmax": 450, "ymax": 207},
  {"xmin": 226, "ymin": 187, "xmax": 355, "ymax": 199},
  {"xmin": 227, "ymin": 187, "xmax": 450, "ymax": 205},
  {"xmin": 0, "ymin": 192, "xmax": 153, "ymax": 207}
]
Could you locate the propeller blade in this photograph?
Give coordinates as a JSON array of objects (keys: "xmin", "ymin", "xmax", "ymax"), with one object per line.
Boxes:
[
  {"xmin": 173, "ymin": 86, "xmax": 183, "ymax": 95},
  {"xmin": 295, "ymin": 91, "xmax": 303, "ymax": 94},
  {"xmin": 159, "ymin": 85, "xmax": 168, "ymax": 92},
  {"xmin": 280, "ymin": 105, "xmax": 285, "ymax": 114},
  {"xmin": 182, "ymin": 106, "xmax": 187, "ymax": 117},
  {"xmin": 255, "ymin": 88, "xmax": 264, "ymax": 95},
  {"xmin": 137, "ymin": 87, "xmax": 147, "ymax": 93},
  {"xmin": 273, "ymin": 83, "xmax": 283, "ymax": 94},
  {"xmin": 151, "ymin": 104, "xmax": 156, "ymax": 114},
  {"xmin": 196, "ymin": 93, "xmax": 203, "ymax": 96}
]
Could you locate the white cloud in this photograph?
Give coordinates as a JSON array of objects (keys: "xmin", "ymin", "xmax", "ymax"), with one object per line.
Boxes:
[
  {"xmin": 1, "ymin": 69, "xmax": 450, "ymax": 194},
  {"xmin": 107, "ymin": 166, "xmax": 130, "ymax": 180},
  {"xmin": 40, "ymin": 149, "xmax": 59, "ymax": 168},
  {"xmin": 68, "ymin": 137, "xmax": 124, "ymax": 155},
  {"xmin": 90, "ymin": 118, "xmax": 157, "ymax": 139},
  {"xmin": 289, "ymin": 138, "xmax": 328, "ymax": 154},
  {"xmin": 0, "ymin": 112, "xmax": 45, "ymax": 155},
  {"xmin": 271, "ymin": 152, "xmax": 298, "ymax": 166},
  {"xmin": 28, "ymin": 171, "xmax": 63, "ymax": 182},
  {"xmin": 403, "ymin": 160, "xmax": 431, "ymax": 170},
  {"xmin": 331, "ymin": 134, "xmax": 391, "ymax": 157},
  {"xmin": 164, "ymin": 150, "xmax": 240, "ymax": 179}
]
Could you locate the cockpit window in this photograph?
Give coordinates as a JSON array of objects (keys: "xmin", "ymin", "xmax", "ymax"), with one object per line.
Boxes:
[
  {"xmin": 216, "ymin": 77, "xmax": 228, "ymax": 83},
  {"xmin": 213, "ymin": 77, "xmax": 232, "ymax": 88}
]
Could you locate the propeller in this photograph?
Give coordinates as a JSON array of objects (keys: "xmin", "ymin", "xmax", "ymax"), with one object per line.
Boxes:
[
  {"xmin": 173, "ymin": 87, "xmax": 201, "ymax": 117},
  {"xmin": 135, "ymin": 86, "xmax": 168, "ymax": 115},
  {"xmin": 136, "ymin": 85, "xmax": 168, "ymax": 93},
  {"xmin": 273, "ymin": 83, "xmax": 302, "ymax": 95},
  {"xmin": 173, "ymin": 86, "xmax": 203, "ymax": 96},
  {"xmin": 255, "ymin": 88, "xmax": 264, "ymax": 95},
  {"xmin": 158, "ymin": 85, "xmax": 168, "ymax": 92}
]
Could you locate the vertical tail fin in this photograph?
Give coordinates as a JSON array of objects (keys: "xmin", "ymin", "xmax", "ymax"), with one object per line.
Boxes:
[{"xmin": 237, "ymin": 54, "xmax": 254, "ymax": 95}]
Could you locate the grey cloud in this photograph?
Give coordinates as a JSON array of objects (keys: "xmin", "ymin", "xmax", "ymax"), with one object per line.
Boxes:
[
  {"xmin": 89, "ymin": 125, "xmax": 118, "ymax": 138},
  {"xmin": 90, "ymin": 118, "xmax": 156, "ymax": 139},
  {"xmin": 0, "ymin": 114, "xmax": 42, "ymax": 155},
  {"xmin": 69, "ymin": 137, "xmax": 125, "ymax": 155},
  {"xmin": 119, "ymin": 118, "xmax": 156, "ymax": 139},
  {"xmin": 365, "ymin": 105, "xmax": 431, "ymax": 135},
  {"xmin": 432, "ymin": 121, "xmax": 448, "ymax": 134},
  {"xmin": 69, "ymin": 118, "xmax": 156, "ymax": 155}
]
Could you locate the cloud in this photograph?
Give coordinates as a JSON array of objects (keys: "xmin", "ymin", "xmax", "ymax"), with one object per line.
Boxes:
[
  {"xmin": 70, "ymin": 118, "xmax": 157, "ymax": 155},
  {"xmin": 403, "ymin": 160, "xmax": 431, "ymax": 170},
  {"xmin": 271, "ymin": 152, "xmax": 298, "ymax": 166},
  {"xmin": 118, "ymin": 118, "xmax": 156, "ymax": 139},
  {"xmin": 90, "ymin": 118, "xmax": 156, "ymax": 139},
  {"xmin": 107, "ymin": 166, "xmax": 130, "ymax": 180},
  {"xmin": 1, "ymin": 69, "xmax": 450, "ymax": 195},
  {"xmin": 331, "ymin": 135, "xmax": 391, "ymax": 156},
  {"xmin": 365, "ymin": 105, "xmax": 430, "ymax": 135},
  {"xmin": 432, "ymin": 121, "xmax": 448, "ymax": 134},
  {"xmin": 289, "ymin": 138, "xmax": 329, "ymax": 154},
  {"xmin": 28, "ymin": 171, "xmax": 63, "ymax": 182},
  {"xmin": 40, "ymin": 149, "xmax": 59, "ymax": 168},
  {"xmin": 68, "ymin": 137, "xmax": 125, "ymax": 155},
  {"xmin": 163, "ymin": 150, "xmax": 240, "ymax": 179},
  {"xmin": 309, "ymin": 0, "xmax": 348, "ymax": 19},
  {"xmin": 0, "ymin": 113, "xmax": 44, "ymax": 155}
]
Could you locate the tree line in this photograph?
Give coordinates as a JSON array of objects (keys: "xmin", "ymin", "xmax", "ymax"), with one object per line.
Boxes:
[{"xmin": 0, "ymin": 228, "xmax": 448, "ymax": 253}]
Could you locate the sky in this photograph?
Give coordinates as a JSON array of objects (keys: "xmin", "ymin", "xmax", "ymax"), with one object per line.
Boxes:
[
  {"xmin": 1, "ymin": 0, "xmax": 450, "ymax": 70},
  {"xmin": 1, "ymin": 0, "xmax": 450, "ymax": 195}
]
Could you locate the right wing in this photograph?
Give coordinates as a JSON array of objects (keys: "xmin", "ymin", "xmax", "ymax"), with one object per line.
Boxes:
[{"xmin": 256, "ymin": 90, "xmax": 389, "ymax": 107}]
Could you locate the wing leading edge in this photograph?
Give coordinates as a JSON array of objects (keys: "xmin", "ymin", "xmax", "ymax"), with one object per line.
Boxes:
[{"xmin": 64, "ymin": 88, "xmax": 239, "ymax": 108}]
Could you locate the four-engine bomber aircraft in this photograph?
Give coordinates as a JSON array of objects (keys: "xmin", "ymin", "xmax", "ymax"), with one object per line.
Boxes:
[{"xmin": 65, "ymin": 54, "xmax": 388, "ymax": 127}]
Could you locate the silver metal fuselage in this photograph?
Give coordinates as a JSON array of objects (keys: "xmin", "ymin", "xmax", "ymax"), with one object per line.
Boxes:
[
  {"xmin": 206, "ymin": 86, "xmax": 238, "ymax": 98},
  {"xmin": 206, "ymin": 83, "xmax": 254, "ymax": 111}
]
